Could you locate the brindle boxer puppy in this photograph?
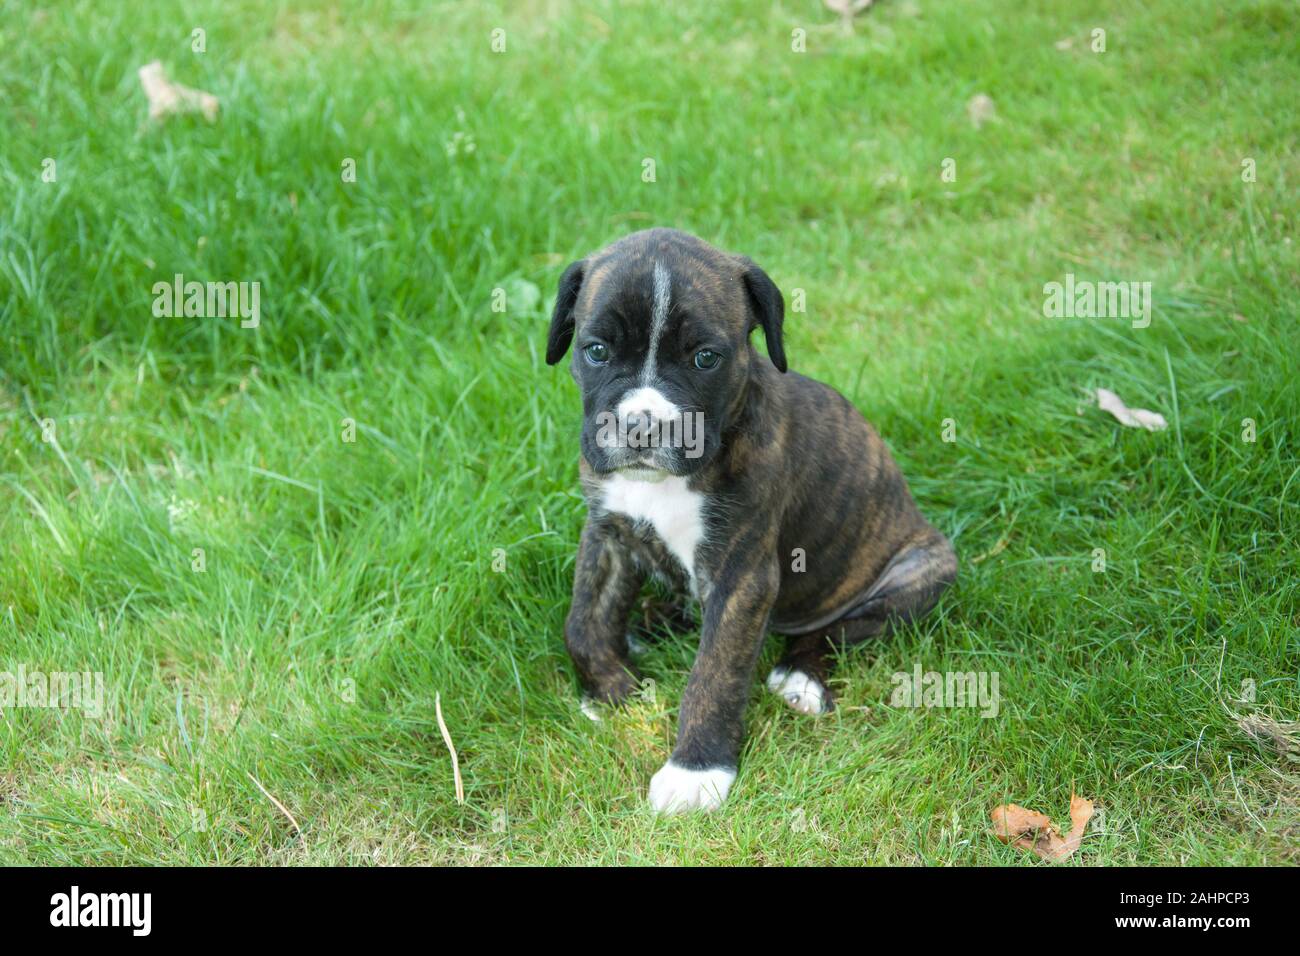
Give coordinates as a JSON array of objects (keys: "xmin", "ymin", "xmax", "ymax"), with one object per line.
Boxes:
[{"xmin": 547, "ymin": 229, "xmax": 957, "ymax": 814}]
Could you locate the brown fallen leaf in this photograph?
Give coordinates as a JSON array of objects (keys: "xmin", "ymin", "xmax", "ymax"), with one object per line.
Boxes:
[
  {"xmin": 1237, "ymin": 713, "xmax": 1300, "ymax": 761},
  {"xmin": 970, "ymin": 512, "xmax": 1017, "ymax": 565},
  {"xmin": 137, "ymin": 60, "xmax": 219, "ymax": 123},
  {"xmin": 992, "ymin": 793, "xmax": 1095, "ymax": 861}
]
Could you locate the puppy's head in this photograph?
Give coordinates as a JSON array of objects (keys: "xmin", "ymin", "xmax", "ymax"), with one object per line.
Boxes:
[{"xmin": 546, "ymin": 229, "xmax": 785, "ymax": 478}]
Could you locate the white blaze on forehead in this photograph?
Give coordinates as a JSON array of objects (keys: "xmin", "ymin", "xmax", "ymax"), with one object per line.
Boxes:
[
  {"xmin": 642, "ymin": 260, "xmax": 672, "ymax": 385},
  {"xmin": 616, "ymin": 386, "xmax": 680, "ymax": 423}
]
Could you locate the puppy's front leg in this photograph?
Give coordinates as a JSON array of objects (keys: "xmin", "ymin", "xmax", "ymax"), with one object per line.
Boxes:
[
  {"xmin": 565, "ymin": 518, "xmax": 644, "ymax": 711},
  {"xmin": 648, "ymin": 557, "xmax": 778, "ymax": 814}
]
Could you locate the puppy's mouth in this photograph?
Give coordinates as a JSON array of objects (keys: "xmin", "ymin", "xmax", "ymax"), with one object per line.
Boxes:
[
  {"xmin": 596, "ymin": 446, "xmax": 673, "ymax": 480},
  {"xmin": 584, "ymin": 422, "xmax": 709, "ymax": 479},
  {"xmin": 614, "ymin": 461, "xmax": 671, "ymax": 482},
  {"xmin": 589, "ymin": 440, "xmax": 710, "ymax": 479}
]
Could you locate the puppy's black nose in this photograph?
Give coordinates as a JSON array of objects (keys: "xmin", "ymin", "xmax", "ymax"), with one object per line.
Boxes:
[
  {"xmin": 623, "ymin": 409, "xmax": 660, "ymax": 448},
  {"xmin": 626, "ymin": 408, "xmax": 656, "ymax": 429}
]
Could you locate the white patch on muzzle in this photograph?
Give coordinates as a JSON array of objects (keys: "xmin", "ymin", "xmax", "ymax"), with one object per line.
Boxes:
[{"xmin": 616, "ymin": 386, "xmax": 680, "ymax": 425}]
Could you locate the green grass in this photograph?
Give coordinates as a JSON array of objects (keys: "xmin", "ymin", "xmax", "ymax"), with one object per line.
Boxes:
[{"xmin": 1, "ymin": 0, "xmax": 1297, "ymax": 865}]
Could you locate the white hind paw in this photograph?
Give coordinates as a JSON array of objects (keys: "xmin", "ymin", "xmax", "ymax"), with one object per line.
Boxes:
[{"xmin": 766, "ymin": 667, "xmax": 830, "ymax": 715}]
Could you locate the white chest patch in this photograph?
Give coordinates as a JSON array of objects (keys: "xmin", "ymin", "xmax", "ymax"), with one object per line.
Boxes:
[{"xmin": 600, "ymin": 473, "xmax": 706, "ymax": 589}]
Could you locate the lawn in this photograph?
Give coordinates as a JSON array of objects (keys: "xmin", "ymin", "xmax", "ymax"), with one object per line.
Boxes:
[{"xmin": 0, "ymin": 0, "xmax": 1296, "ymax": 865}]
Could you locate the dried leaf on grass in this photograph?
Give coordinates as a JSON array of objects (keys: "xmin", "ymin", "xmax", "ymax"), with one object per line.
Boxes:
[
  {"xmin": 824, "ymin": 0, "xmax": 875, "ymax": 25},
  {"xmin": 992, "ymin": 794, "xmax": 1095, "ymax": 861},
  {"xmin": 1238, "ymin": 713, "xmax": 1300, "ymax": 761},
  {"xmin": 138, "ymin": 60, "xmax": 219, "ymax": 123},
  {"xmin": 967, "ymin": 93, "xmax": 996, "ymax": 128},
  {"xmin": 1095, "ymin": 387, "xmax": 1167, "ymax": 431}
]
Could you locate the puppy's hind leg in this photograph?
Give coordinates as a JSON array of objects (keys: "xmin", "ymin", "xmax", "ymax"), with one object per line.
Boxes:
[
  {"xmin": 768, "ymin": 528, "xmax": 957, "ymax": 715},
  {"xmin": 625, "ymin": 590, "xmax": 698, "ymax": 656}
]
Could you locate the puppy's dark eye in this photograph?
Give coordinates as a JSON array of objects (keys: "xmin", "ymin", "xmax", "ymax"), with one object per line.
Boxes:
[
  {"xmin": 693, "ymin": 349, "xmax": 722, "ymax": 370},
  {"xmin": 583, "ymin": 343, "xmax": 610, "ymax": 365}
]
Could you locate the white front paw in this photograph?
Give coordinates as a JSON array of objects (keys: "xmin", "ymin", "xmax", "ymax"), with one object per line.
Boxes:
[{"xmin": 647, "ymin": 761, "xmax": 736, "ymax": 814}]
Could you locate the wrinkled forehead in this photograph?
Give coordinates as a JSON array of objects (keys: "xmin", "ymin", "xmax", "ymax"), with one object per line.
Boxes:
[{"xmin": 576, "ymin": 240, "xmax": 748, "ymax": 335}]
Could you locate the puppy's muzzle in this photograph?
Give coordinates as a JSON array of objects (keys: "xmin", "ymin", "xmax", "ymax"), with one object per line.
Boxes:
[{"xmin": 589, "ymin": 387, "xmax": 705, "ymax": 473}]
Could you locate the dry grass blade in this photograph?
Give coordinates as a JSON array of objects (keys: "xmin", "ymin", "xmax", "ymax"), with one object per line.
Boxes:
[
  {"xmin": 247, "ymin": 771, "xmax": 302, "ymax": 837},
  {"xmin": 436, "ymin": 692, "xmax": 465, "ymax": 804}
]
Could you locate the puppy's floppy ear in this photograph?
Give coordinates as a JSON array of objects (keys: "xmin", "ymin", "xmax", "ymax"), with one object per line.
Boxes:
[
  {"xmin": 739, "ymin": 257, "xmax": 787, "ymax": 373},
  {"xmin": 546, "ymin": 260, "xmax": 585, "ymax": 365}
]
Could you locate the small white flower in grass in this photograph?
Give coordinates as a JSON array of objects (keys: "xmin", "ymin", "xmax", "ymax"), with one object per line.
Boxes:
[
  {"xmin": 167, "ymin": 495, "xmax": 199, "ymax": 531},
  {"xmin": 445, "ymin": 130, "xmax": 476, "ymax": 158}
]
